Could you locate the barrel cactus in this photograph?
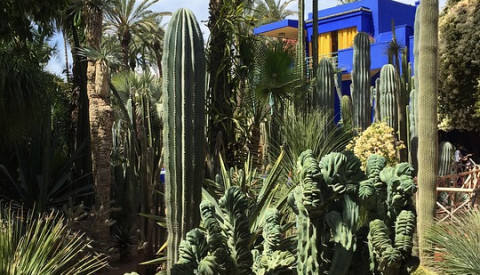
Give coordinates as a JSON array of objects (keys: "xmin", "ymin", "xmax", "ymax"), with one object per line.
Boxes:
[{"xmin": 162, "ymin": 8, "xmax": 206, "ymax": 270}]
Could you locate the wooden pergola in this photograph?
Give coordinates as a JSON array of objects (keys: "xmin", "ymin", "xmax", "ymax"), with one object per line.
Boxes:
[{"xmin": 434, "ymin": 167, "xmax": 480, "ymax": 222}]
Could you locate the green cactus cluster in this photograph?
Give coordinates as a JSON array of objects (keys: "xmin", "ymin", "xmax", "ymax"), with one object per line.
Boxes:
[
  {"xmin": 288, "ymin": 150, "xmax": 364, "ymax": 275},
  {"xmin": 341, "ymin": 95, "xmax": 354, "ymax": 131},
  {"xmin": 359, "ymin": 154, "xmax": 419, "ymax": 274}
]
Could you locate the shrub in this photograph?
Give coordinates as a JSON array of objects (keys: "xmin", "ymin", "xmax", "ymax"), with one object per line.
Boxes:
[
  {"xmin": 346, "ymin": 121, "xmax": 403, "ymax": 170},
  {"xmin": 0, "ymin": 204, "xmax": 107, "ymax": 275},
  {"xmin": 426, "ymin": 211, "xmax": 480, "ymax": 275}
]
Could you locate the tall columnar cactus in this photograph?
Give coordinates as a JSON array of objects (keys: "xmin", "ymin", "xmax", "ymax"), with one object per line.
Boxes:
[
  {"xmin": 378, "ymin": 64, "xmax": 399, "ymax": 132},
  {"xmin": 351, "ymin": 32, "xmax": 372, "ymax": 131},
  {"xmin": 341, "ymin": 95, "xmax": 354, "ymax": 131},
  {"xmin": 162, "ymin": 8, "xmax": 206, "ymax": 270},
  {"xmin": 409, "ymin": 88, "xmax": 418, "ymax": 170},
  {"xmin": 416, "ymin": 0, "xmax": 439, "ymax": 261},
  {"xmin": 438, "ymin": 141, "xmax": 455, "ymax": 176},
  {"xmin": 315, "ymin": 58, "xmax": 335, "ymax": 112}
]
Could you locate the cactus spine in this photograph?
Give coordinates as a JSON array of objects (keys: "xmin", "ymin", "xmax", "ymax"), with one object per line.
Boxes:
[
  {"xmin": 162, "ymin": 8, "xmax": 206, "ymax": 270},
  {"xmin": 416, "ymin": 0, "xmax": 439, "ymax": 261},
  {"xmin": 438, "ymin": 141, "xmax": 455, "ymax": 176},
  {"xmin": 351, "ymin": 32, "xmax": 372, "ymax": 131},
  {"xmin": 378, "ymin": 64, "xmax": 399, "ymax": 132}
]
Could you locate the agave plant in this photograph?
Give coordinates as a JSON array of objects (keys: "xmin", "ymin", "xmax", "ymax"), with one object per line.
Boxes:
[
  {"xmin": 0, "ymin": 204, "xmax": 107, "ymax": 275},
  {"xmin": 426, "ymin": 211, "xmax": 480, "ymax": 274}
]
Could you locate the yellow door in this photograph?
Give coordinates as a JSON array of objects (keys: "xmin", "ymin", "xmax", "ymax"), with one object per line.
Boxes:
[
  {"xmin": 338, "ymin": 27, "xmax": 357, "ymax": 50},
  {"xmin": 318, "ymin": 32, "xmax": 332, "ymax": 58}
]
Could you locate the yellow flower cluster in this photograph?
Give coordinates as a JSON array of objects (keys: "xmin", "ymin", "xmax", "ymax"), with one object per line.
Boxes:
[{"xmin": 346, "ymin": 122, "xmax": 404, "ymax": 170}]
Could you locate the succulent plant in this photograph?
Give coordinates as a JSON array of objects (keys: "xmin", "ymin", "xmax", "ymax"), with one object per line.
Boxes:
[
  {"xmin": 378, "ymin": 64, "xmax": 399, "ymax": 132},
  {"xmin": 351, "ymin": 32, "xmax": 372, "ymax": 131},
  {"xmin": 162, "ymin": 8, "xmax": 206, "ymax": 270}
]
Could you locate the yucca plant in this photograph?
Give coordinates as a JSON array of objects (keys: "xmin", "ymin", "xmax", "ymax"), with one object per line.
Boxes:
[
  {"xmin": 426, "ymin": 211, "xmax": 480, "ymax": 274},
  {"xmin": 0, "ymin": 204, "xmax": 107, "ymax": 275},
  {"xmin": 275, "ymin": 108, "xmax": 354, "ymax": 184}
]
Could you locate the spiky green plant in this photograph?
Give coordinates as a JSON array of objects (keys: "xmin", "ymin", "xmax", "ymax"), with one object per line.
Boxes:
[
  {"xmin": 426, "ymin": 211, "xmax": 480, "ymax": 275},
  {"xmin": 378, "ymin": 64, "xmax": 399, "ymax": 132},
  {"xmin": 351, "ymin": 32, "xmax": 372, "ymax": 131},
  {"xmin": 438, "ymin": 141, "xmax": 455, "ymax": 176},
  {"xmin": 0, "ymin": 204, "xmax": 107, "ymax": 275},
  {"xmin": 288, "ymin": 150, "xmax": 364, "ymax": 274},
  {"xmin": 162, "ymin": 8, "xmax": 206, "ymax": 270},
  {"xmin": 341, "ymin": 95, "xmax": 354, "ymax": 131}
]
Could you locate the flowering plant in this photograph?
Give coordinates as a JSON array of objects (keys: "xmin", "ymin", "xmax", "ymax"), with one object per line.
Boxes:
[{"xmin": 346, "ymin": 122, "xmax": 404, "ymax": 170}]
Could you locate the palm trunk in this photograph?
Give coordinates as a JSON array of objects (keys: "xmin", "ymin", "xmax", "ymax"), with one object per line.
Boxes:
[
  {"xmin": 312, "ymin": 0, "xmax": 318, "ymax": 76},
  {"xmin": 416, "ymin": 0, "xmax": 439, "ymax": 262},
  {"xmin": 85, "ymin": 4, "xmax": 113, "ymax": 246}
]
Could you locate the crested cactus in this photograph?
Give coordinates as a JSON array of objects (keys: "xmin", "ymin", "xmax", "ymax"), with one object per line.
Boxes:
[
  {"xmin": 358, "ymin": 154, "xmax": 419, "ymax": 274},
  {"xmin": 341, "ymin": 95, "xmax": 353, "ymax": 131},
  {"xmin": 378, "ymin": 64, "xmax": 399, "ymax": 133},
  {"xmin": 288, "ymin": 150, "xmax": 362, "ymax": 274},
  {"xmin": 315, "ymin": 58, "xmax": 335, "ymax": 114},
  {"xmin": 252, "ymin": 208, "xmax": 295, "ymax": 275},
  {"xmin": 438, "ymin": 141, "xmax": 455, "ymax": 176},
  {"xmin": 170, "ymin": 188, "xmax": 254, "ymax": 274},
  {"xmin": 351, "ymin": 32, "xmax": 372, "ymax": 131},
  {"xmin": 162, "ymin": 8, "xmax": 206, "ymax": 270}
]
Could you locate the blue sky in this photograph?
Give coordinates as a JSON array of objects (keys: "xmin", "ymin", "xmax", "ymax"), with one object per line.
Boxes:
[{"xmin": 46, "ymin": 0, "xmax": 447, "ymax": 77}]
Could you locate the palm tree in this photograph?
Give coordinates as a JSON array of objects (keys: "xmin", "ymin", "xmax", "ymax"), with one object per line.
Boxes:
[
  {"xmin": 253, "ymin": 0, "xmax": 296, "ymax": 26},
  {"xmin": 84, "ymin": 0, "xmax": 114, "ymax": 245},
  {"xmin": 104, "ymin": 0, "xmax": 170, "ymax": 71}
]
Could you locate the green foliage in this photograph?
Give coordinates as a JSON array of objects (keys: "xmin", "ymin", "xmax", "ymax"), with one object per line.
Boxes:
[
  {"xmin": 162, "ymin": 8, "xmax": 206, "ymax": 269},
  {"xmin": 278, "ymin": 109, "xmax": 354, "ymax": 184},
  {"xmin": 252, "ymin": 0, "xmax": 296, "ymax": 27},
  {"xmin": 0, "ymin": 204, "xmax": 107, "ymax": 274},
  {"xmin": 438, "ymin": 0, "xmax": 480, "ymax": 130},
  {"xmin": 426, "ymin": 211, "xmax": 480, "ymax": 274}
]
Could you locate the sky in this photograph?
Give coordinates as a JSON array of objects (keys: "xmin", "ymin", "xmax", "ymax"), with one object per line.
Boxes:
[{"xmin": 46, "ymin": 0, "xmax": 447, "ymax": 77}]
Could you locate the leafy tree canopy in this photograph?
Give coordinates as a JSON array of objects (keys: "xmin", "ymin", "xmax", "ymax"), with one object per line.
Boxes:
[
  {"xmin": 0, "ymin": 0, "xmax": 69, "ymax": 39},
  {"xmin": 438, "ymin": 0, "xmax": 480, "ymax": 131}
]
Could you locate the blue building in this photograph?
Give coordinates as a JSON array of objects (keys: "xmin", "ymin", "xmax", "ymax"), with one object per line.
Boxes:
[{"xmin": 254, "ymin": 0, "xmax": 419, "ymax": 84}]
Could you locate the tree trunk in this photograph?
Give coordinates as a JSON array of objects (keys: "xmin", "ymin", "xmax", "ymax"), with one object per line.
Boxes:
[
  {"xmin": 85, "ymin": 4, "xmax": 113, "ymax": 247},
  {"xmin": 312, "ymin": 0, "xmax": 318, "ymax": 76},
  {"xmin": 416, "ymin": 0, "xmax": 439, "ymax": 262}
]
